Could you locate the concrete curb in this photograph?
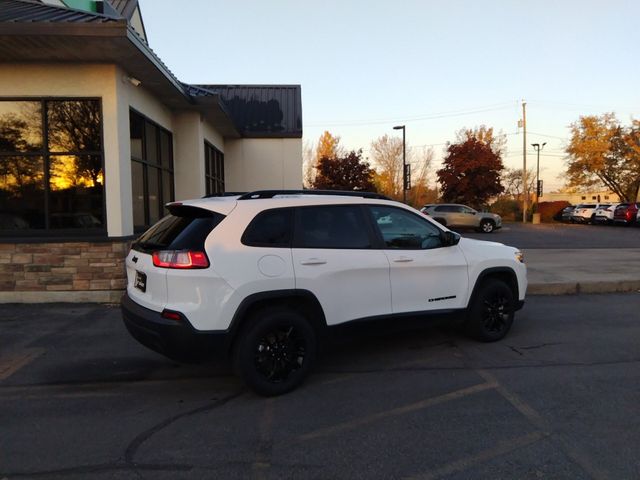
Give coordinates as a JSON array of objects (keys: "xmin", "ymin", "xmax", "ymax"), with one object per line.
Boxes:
[{"xmin": 528, "ymin": 280, "xmax": 640, "ymax": 296}]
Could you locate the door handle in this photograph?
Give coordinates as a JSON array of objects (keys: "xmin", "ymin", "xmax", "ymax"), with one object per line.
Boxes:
[
  {"xmin": 300, "ymin": 258, "xmax": 327, "ymax": 265},
  {"xmin": 393, "ymin": 256, "xmax": 414, "ymax": 263}
]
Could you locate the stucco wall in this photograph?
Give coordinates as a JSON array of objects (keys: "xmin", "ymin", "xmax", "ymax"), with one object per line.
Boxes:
[
  {"xmin": 0, "ymin": 63, "xmax": 133, "ymax": 237},
  {"xmin": 0, "ymin": 64, "xmax": 302, "ymax": 236},
  {"xmin": 224, "ymin": 138, "xmax": 303, "ymax": 191}
]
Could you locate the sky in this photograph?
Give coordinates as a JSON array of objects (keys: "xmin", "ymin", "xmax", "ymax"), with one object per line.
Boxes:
[{"xmin": 139, "ymin": 0, "xmax": 640, "ymax": 192}]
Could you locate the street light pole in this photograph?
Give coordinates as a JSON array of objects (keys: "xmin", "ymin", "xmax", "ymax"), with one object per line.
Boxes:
[
  {"xmin": 531, "ymin": 142, "xmax": 546, "ymax": 210},
  {"xmin": 393, "ymin": 125, "xmax": 407, "ymax": 203},
  {"xmin": 522, "ymin": 101, "xmax": 527, "ymax": 223}
]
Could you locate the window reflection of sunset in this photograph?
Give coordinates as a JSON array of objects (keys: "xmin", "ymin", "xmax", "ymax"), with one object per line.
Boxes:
[{"xmin": 49, "ymin": 155, "xmax": 103, "ymax": 191}]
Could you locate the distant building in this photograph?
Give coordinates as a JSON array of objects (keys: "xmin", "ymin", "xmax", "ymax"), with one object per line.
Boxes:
[
  {"xmin": 543, "ymin": 190, "xmax": 620, "ymax": 205},
  {"xmin": 0, "ymin": 0, "xmax": 303, "ymax": 302}
]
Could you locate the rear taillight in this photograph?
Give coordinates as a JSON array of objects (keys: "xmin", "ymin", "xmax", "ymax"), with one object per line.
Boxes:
[{"xmin": 152, "ymin": 250, "xmax": 209, "ymax": 269}]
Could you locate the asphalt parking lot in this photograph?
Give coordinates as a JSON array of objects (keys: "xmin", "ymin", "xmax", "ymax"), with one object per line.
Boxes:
[
  {"xmin": 1, "ymin": 294, "xmax": 639, "ymax": 479},
  {"xmin": 463, "ymin": 221, "xmax": 640, "ymax": 249}
]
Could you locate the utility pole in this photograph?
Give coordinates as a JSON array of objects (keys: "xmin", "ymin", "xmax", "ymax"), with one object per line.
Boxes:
[
  {"xmin": 522, "ymin": 101, "xmax": 527, "ymax": 223},
  {"xmin": 393, "ymin": 125, "xmax": 407, "ymax": 203},
  {"xmin": 532, "ymin": 142, "xmax": 546, "ymax": 210}
]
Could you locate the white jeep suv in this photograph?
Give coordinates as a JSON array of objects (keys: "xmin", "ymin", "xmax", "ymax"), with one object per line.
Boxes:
[{"xmin": 122, "ymin": 190, "xmax": 527, "ymax": 396}]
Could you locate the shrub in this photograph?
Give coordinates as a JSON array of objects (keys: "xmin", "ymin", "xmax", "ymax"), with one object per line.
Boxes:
[
  {"xmin": 490, "ymin": 197, "xmax": 521, "ymax": 221},
  {"xmin": 537, "ymin": 201, "xmax": 571, "ymax": 222}
]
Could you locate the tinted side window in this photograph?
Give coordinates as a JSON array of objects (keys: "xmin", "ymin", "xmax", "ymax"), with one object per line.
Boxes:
[
  {"xmin": 436, "ymin": 205, "xmax": 457, "ymax": 213},
  {"xmin": 242, "ymin": 208, "xmax": 293, "ymax": 247},
  {"xmin": 295, "ymin": 205, "xmax": 371, "ymax": 249},
  {"xmin": 368, "ymin": 205, "xmax": 443, "ymax": 250}
]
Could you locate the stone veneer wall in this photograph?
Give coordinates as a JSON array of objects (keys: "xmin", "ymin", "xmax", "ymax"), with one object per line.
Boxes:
[{"xmin": 0, "ymin": 240, "xmax": 131, "ymax": 303}]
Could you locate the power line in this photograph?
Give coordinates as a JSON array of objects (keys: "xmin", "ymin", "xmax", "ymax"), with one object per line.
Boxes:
[
  {"xmin": 306, "ymin": 102, "xmax": 513, "ymax": 127},
  {"xmin": 527, "ymin": 131, "xmax": 566, "ymax": 140},
  {"xmin": 528, "ymin": 99, "xmax": 640, "ymax": 113}
]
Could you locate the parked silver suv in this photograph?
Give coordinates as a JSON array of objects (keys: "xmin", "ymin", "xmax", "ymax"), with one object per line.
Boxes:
[{"xmin": 421, "ymin": 204, "xmax": 502, "ymax": 233}]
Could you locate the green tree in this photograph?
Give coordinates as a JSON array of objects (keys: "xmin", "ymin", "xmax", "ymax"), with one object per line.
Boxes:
[
  {"xmin": 311, "ymin": 149, "xmax": 376, "ymax": 191},
  {"xmin": 565, "ymin": 114, "xmax": 640, "ymax": 201},
  {"xmin": 437, "ymin": 126, "xmax": 505, "ymax": 207}
]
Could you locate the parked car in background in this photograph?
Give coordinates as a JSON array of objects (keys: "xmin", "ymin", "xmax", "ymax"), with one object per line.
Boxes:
[
  {"xmin": 571, "ymin": 203, "xmax": 608, "ymax": 224},
  {"xmin": 593, "ymin": 203, "xmax": 620, "ymax": 224},
  {"xmin": 420, "ymin": 204, "xmax": 502, "ymax": 233},
  {"xmin": 558, "ymin": 205, "xmax": 576, "ymax": 222},
  {"xmin": 613, "ymin": 203, "xmax": 639, "ymax": 225}
]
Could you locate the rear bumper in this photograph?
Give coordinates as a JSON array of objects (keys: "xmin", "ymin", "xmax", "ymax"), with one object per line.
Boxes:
[{"xmin": 121, "ymin": 293, "xmax": 230, "ymax": 362}]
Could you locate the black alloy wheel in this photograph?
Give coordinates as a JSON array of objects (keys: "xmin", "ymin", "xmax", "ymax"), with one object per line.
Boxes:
[
  {"xmin": 234, "ymin": 307, "xmax": 317, "ymax": 396},
  {"xmin": 254, "ymin": 325, "xmax": 306, "ymax": 383},
  {"xmin": 466, "ymin": 279, "xmax": 515, "ymax": 342}
]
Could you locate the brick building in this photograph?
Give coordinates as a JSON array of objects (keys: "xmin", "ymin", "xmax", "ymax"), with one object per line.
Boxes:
[{"xmin": 0, "ymin": 0, "xmax": 303, "ymax": 302}]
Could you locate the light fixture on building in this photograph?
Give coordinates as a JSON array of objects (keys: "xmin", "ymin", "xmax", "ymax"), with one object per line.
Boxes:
[{"xmin": 122, "ymin": 75, "xmax": 142, "ymax": 87}]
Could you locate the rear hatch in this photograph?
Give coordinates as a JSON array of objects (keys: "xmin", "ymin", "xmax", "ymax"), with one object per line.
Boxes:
[{"xmin": 126, "ymin": 205, "xmax": 226, "ymax": 311}]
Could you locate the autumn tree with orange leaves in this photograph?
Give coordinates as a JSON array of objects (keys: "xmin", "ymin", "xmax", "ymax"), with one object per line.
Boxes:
[
  {"xmin": 565, "ymin": 113, "xmax": 640, "ymax": 202},
  {"xmin": 437, "ymin": 126, "xmax": 505, "ymax": 207}
]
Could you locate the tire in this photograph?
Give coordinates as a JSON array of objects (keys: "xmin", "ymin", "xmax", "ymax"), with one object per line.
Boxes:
[
  {"xmin": 233, "ymin": 307, "xmax": 317, "ymax": 396},
  {"xmin": 479, "ymin": 219, "xmax": 495, "ymax": 233},
  {"xmin": 466, "ymin": 279, "xmax": 515, "ymax": 342}
]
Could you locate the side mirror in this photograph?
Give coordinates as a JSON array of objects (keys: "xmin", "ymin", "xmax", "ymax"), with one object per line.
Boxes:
[{"xmin": 441, "ymin": 231, "xmax": 460, "ymax": 246}]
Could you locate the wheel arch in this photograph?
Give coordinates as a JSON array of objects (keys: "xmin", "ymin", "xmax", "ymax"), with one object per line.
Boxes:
[
  {"xmin": 228, "ymin": 289, "xmax": 328, "ymax": 353},
  {"xmin": 468, "ymin": 267, "xmax": 519, "ymax": 307}
]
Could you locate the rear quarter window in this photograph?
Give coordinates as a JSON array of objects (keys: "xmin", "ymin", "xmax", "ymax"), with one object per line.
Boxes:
[{"xmin": 241, "ymin": 208, "xmax": 293, "ymax": 247}]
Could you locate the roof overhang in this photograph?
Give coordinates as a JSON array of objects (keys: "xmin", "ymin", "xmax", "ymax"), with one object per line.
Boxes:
[
  {"xmin": 189, "ymin": 94, "xmax": 241, "ymax": 138},
  {"xmin": 0, "ymin": 22, "xmax": 239, "ymax": 135}
]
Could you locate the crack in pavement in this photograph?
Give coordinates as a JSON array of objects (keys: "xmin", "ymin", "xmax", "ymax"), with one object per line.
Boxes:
[
  {"xmin": 1, "ymin": 462, "xmax": 193, "ymax": 478},
  {"xmin": 124, "ymin": 389, "xmax": 245, "ymax": 465},
  {"xmin": 1, "ymin": 390, "xmax": 245, "ymax": 479}
]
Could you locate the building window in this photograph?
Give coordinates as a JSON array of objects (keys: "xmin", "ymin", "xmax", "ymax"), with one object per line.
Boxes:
[
  {"xmin": 130, "ymin": 110, "xmax": 174, "ymax": 231},
  {"xmin": 204, "ymin": 141, "xmax": 224, "ymax": 195},
  {"xmin": 581, "ymin": 196, "xmax": 586, "ymax": 200},
  {"xmin": 604, "ymin": 196, "xmax": 609, "ymax": 200},
  {"xmin": 0, "ymin": 98, "xmax": 104, "ymax": 235}
]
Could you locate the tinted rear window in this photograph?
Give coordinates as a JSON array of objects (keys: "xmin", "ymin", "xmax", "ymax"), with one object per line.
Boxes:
[
  {"xmin": 294, "ymin": 205, "xmax": 371, "ymax": 249},
  {"xmin": 133, "ymin": 206, "xmax": 225, "ymax": 253}
]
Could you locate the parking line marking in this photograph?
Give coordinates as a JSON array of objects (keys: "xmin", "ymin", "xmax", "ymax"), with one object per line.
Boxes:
[
  {"xmin": 0, "ymin": 348, "xmax": 44, "ymax": 381},
  {"xmin": 299, "ymin": 381, "xmax": 497, "ymax": 441},
  {"xmin": 476, "ymin": 369, "xmax": 611, "ymax": 480},
  {"xmin": 252, "ymin": 397, "xmax": 275, "ymax": 480},
  {"xmin": 404, "ymin": 431, "xmax": 546, "ymax": 480}
]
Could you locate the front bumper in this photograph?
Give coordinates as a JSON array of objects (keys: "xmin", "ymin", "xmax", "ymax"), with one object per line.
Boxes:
[{"xmin": 121, "ymin": 293, "xmax": 230, "ymax": 362}]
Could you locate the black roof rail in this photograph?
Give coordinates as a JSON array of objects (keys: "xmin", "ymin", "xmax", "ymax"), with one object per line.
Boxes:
[
  {"xmin": 237, "ymin": 190, "xmax": 391, "ymax": 200},
  {"xmin": 202, "ymin": 192, "xmax": 247, "ymax": 198}
]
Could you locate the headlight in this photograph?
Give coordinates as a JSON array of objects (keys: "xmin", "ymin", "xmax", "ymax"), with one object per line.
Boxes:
[{"xmin": 515, "ymin": 251, "xmax": 524, "ymax": 263}]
